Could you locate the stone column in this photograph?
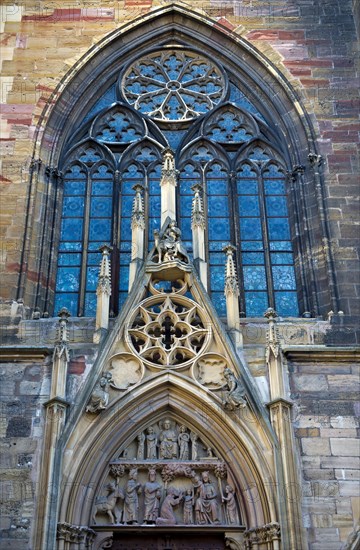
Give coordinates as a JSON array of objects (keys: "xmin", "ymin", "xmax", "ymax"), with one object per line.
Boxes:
[
  {"xmin": 265, "ymin": 308, "xmax": 307, "ymax": 550},
  {"xmin": 160, "ymin": 148, "xmax": 177, "ymax": 226},
  {"xmin": 223, "ymin": 245, "xmax": 242, "ymax": 348},
  {"xmin": 35, "ymin": 312, "xmax": 70, "ymax": 550},
  {"xmin": 191, "ymin": 184, "xmax": 208, "ymax": 289},
  {"xmin": 94, "ymin": 245, "xmax": 112, "ymax": 343},
  {"xmin": 129, "ymin": 184, "xmax": 145, "ymax": 290}
]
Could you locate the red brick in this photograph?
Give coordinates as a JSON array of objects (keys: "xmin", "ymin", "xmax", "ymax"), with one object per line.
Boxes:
[
  {"xmin": 285, "ymin": 59, "xmax": 333, "ymax": 67},
  {"xmin": 278, "ymin": 31, "xmax": 305, "ymax": 40},
  {"xmin": 246, "ymin": 30, "xmax": 279, "ymax": 40},
  {"xmin": 215, "ymin": 17, "xmax": 235, "ymax": 32},
  {"xmin": 68, "ymin": 356, "xmax": 86, "ymax": 375},
  {"xmin": 299, "ymin": 78, "xmax": 330, "ymax": 86}
]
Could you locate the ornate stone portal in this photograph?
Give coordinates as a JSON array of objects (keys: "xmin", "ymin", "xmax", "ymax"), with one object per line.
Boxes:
[{"xmin": 92, "ymin": 418, "xmax": 241, "ymax": 528}]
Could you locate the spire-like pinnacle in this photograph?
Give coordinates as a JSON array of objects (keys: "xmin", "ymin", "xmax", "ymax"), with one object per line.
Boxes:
[
  {"xmin": 97, "ymin": 245, "xmax": 112, "ymax": 296},
  {"xmin": 57, "ymin": 307, "xmax": 70, "ymax": 344},
  {"xmin": 223, "ymin": 245, "xmax": 239, "ymax": 296},
  {"xmin": 264, "ymin": 307, "xmax": 281, "ymax": 360},
  {"xmin": 132, "ymin": 184, "xmax": 145, "ymax": 229},
  {"xmin": 191, "ymin": 184, "xmax": 205, "ymax": 229}
]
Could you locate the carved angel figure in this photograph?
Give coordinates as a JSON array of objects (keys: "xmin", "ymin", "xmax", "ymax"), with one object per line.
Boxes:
[
  {"xmin": 223, "ymin": 368, "xmax": 246, "ymax": 410},
  {"xmin": 86, "ymin": 372, "xmax": 112, "ymax": 413},
  {"xmin": 153, "ymin": 221, "xmax": 189, "ymax": 264}
]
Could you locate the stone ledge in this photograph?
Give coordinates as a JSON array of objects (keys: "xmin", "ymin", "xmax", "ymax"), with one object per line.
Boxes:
[
  {"xmin": 0, "ymin": 345, "xmax": 52, "ymax": 361},
  {"xmin": 283, "ymin": 346, "xmax": 360, "ymax": 362}
]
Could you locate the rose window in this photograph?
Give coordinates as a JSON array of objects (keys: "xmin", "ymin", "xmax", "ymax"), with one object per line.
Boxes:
[
  {"xmin": 126, "ymin": 294, "xmax": 211, "ymax": 369},
  {"xmin": 121, "ymin": 50, "xmax": 227, "ymax": 122}
]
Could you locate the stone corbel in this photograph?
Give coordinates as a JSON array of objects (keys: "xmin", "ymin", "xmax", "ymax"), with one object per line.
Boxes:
[{"xmin": 57, "ymin": 522, "xmax": 95, "ymax": 549}]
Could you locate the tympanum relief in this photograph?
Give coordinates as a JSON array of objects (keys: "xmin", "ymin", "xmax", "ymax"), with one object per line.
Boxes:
[{"xmin": 92, "ymin": 419, "xmax": 241, "ymax": 528}]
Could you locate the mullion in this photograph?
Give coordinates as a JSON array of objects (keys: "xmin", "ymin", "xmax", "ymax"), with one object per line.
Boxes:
[
  {"xmin": 78, "ymin": 171, "xmax": 91, "ymax": 316},
  {"xmin": 258, "ymin": 168, "xmax": 274, "ymax": 309}
]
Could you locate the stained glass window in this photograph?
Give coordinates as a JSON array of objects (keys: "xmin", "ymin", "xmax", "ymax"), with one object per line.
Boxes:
[{"xmin": 54, "ymin": 47, "xmax": 299, "ymax": 318}]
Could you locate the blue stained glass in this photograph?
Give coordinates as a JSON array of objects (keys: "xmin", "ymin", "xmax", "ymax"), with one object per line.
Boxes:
[
  {"xmin": 193, "ymin": 146, "xmax": 213, "ymax": 162},
  {"xmin": 264, "ymin": 164, "xmax": 284, "ymax": 177},
  {"xmin": 209, "ymin": 252, "xmax": 225, "ymax": 265},
  {"xmin": 163, "ymin": 130, "xmax": 187, "ymax": 149},
  {"xmin": 56, "ymin": 267, "xmax": 80, "ymax": 292},
  {"xmin": 180, "ymin": 195, "xmax": 193, "ymax": 212},
  {"xmin": 211, "ymin": 292, "xmax": 227, "ymax": 316},
  {"xmin": 229, "ymin": 83, "xmax": 264, "ymax": 120},
  {"xmin": 268, "ymin": 218, "xmax": 290, "ymax": 240},
  {"xmin": 248, "ymin": 147, "xmax": 269, "ymax": 161},
  {"xmin": 149, "ymin": 179, "xmax": 161, "ymax": 194},
  {"xmin": 269, "ymin": 241, "xmax": 292, "ymax": 251},
  {"xmin": 86, "ymin": 266, "xmax": 99, "ymax": 291},
  {"xmin": 209, "ymin": 241, "xmax": 229, "ymax": 251},
  {"xmin": 275, "ymin": 291, "xmax": 299, "ymax": 316},
  {"xmin": 242, "ymin": 252, "xmax": 265, "ymax": 265},
  {"xmin": 92, "ymin": 181, "xmax": 113, "ymax": 195},
  {"xmin": 64, "ymin": 180, "xmax": 86, "ymax": 196},
  {"xmin": 266, "ymin": 196, "xmax": 288, "ymax": 216},
  {"xmin": 83, "ymin": 84, "xmax": 117, "ymax": 123},
  {"xmin": 238, "ymin": 196, "xmax": 260, "ymax": 216},
  {"xmin": 65, "ymin": 164, "xmax": 86, "ymax": 177},
  {"xmin": 87, "ymin": 252, "xmax": 102, "ymax": 265},
  {"xmin": 210, "ymin": 266, "xmax": 225, "ymax": 290},
  {"xmin": 207, "ymin": 163, "xmax": 227, "ymax": 176},
  {"xmin": 89, "ymin": 219, "xmax": 111, "ymax": 241},
  {"xmin": 241, "ymin": 241, "xmax": 263, "ymax": 251},
  {"xmin": 207, "ymin": 180, "xmax": 227, "ymax": 194},
  {"xmin": 119, "ymin": 267, "xmax": 129, "ymax": 291},
  {"xmin": 237, "ymin": 180, "xmax": 258, "ymax": 194},
  {"xmin": 90, "ymin": 197, "xmax": 112, "ymax": 217},
  {"xmin": 54, "ymin": 293, "xmax": 78, "ymax": 316},
  {"xmin": 180, "ymin": 218, "xmax": 192, "ymax": 241},
  {"xmin": 121, "ymin": 195, "xmax": 133, "ymax": 214},
  {"xmin": 94, "ymin": 164, "xmax": 113, "ymax": 178},
  {"xmin": 120, "ymin": 252, "xmax": 131, "ymax": 263},
  {"xmin": 123, "ymin": 164, "xmax": 143, "ymax": 177},
  {"xmin": 180, "ymin": 178, "xmax": 201, "ymax": 194},
  {"xmin": 245, "ymin": 292, "xmax": 269, "ymax": 317},
  {"xmin": 120, "ymin": 218, "xmax": 132, "ymax": 241},
  {"xmin": 84, "ymin": 293, "xmax": 97, "ymax": 316},
  {"xmin": 208, "ymin": 219, "xmax": 230, "ymax": 240},
  {"xmin": 271, "ymin": 253, "xmax": 294, "ymax": 265},
  {"xmin": 119, "ymin": 292, "xmax": 128, "ymax": 308},
  {"xmin": 61, "ymin": 218, "xmax": 83, "ymax": 241},
  {"xmin": 240, "ymin": 218, "xmax": 262, "ymax": 240},
  {"xmin": 149, "ymin": 163, "xmax": 161, "ymax": 177},
  {"xmin": 59, "ymin": 242, "xmax": 82, "ymax": 252},
  {"xmin": 134, "ymin": 146, "xmax": 159, "ymax": 163},
  {"xmin": 88, "ymin": 242, "xmax": 107, "ymax": 251},
  {"xmin": 149, "ymin": 195, "xmax": 161, "ymax": 211},
  {"xmin": 264, "ymin": 179, "xmax": 285, "ymax": 195},
  {"xmin": 79, "ymin": 147, "xmax": 102, "ymax": 164},
  {"xmin": 181, "ymin": 164, "xmax": 201, "ymax": 177},
  {"xmin": 238, "ymin": 164, "xmax": 257, "ymax": 177},
  {"xmin": 208, "ymin": 196, "xmax": 229, "ymax": 216},
  {"xmin": 149, "ymin": 217, "xmax": 161, "ymax": 235},
  {"xmin": 272, "ymin": 266, "xmax": 296, "ymax": 290},
  {"xmin": 243, "ymin": 266, "xmax": 267, "ymax": 290},
  {"xmin": 120, "ymin": 242, "xmax": 132, "ymax": 252},
  {"xmin": 58, "ymin": 253, "xmax": 81, "ymax": 266},
  {"xmin": 63, "ymin": 197, "xmax": 85, "ymax": 217}
]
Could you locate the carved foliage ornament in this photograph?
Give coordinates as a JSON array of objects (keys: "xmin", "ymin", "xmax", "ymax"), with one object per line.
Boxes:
[{"xmin": 121, "ymin": 49, "xmax": 227, "ymax": 122}]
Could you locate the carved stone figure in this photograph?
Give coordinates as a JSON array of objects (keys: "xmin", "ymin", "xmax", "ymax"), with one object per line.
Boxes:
[
  {"xmin": 194, "ymin": 471, "xmax": 220, "ymax": 525},
  {"xmin": 153, "ymin": 221, "xmax": 189, "ymax": 264},
  {"xmin": 143, "ymin": 468, "xmax": 161, "ymax": 524},
  {"xmin": 178, "ymin": 425, "xmax": 190, "ymax": 460},
  {"xmin": 136, "ymin": 432, "xmax": 145, "ymax": 460},
  {"xmin": 190, "ymin": 432, "xmax": 198, "ymax": 460},
  {"xmin": 156, "ymin": 487, "xmax": 183, "ymax": 525},
  {"xmin": 223, "ymin": 368, "xmax": 246, "ymax": 410},
  {"xmin": 146, "ymin": 426, "xmax": 158, "ymax": 459},
  {"xmin": 93, "ymin": 482, "xmax": 124, "ymax": 524},
  {"xmin": 123, "ymin": 468, "xmax": 141, "ymax": 524},
  {"xmin": 86, "ymin": 372, "xmax": 112, "ymax": 413},
  {"xmin": 222, "ymin": 485, "xmax": 239, "ymax": 525},
  {"xmin": 159, "ymin": 419, "xmax": 178, "ymax": 459},
  {"xmin": 183, "ymin": 488, "xmax": 194, "ymax": 525}
]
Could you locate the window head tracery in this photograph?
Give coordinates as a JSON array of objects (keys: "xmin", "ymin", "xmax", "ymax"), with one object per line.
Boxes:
[{"xmin": 121, "ymin": 50, "xmax": 227, "ymax": 122}]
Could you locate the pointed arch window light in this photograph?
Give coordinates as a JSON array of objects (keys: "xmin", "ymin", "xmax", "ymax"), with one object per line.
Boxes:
[{"xmin": 54, "ymin": 47, "xmax": 299, "ymax": 318}]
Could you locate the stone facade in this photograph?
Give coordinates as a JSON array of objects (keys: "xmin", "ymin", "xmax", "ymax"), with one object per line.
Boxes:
[{"xmin": 0, "ymin": 1, "xmax": 359, "ymax": 549}]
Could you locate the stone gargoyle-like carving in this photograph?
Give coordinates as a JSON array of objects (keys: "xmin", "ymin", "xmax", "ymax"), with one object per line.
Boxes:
[
  {"xmin": 223, "ymin": 368, "xmax": 246, "ymax": 410},
  {"xmin": 153, "ymin": 220, "xmax": 189, "ymax": 264},
  {"xmin": 86, "ymin": 372, "xmax": 112, "ymax": 413}
]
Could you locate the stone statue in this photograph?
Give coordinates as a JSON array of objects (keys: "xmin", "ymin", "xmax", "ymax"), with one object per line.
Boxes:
[
  {"xmin": 222, "ymin": 485, "xmax": 239, "ymax": 525},
  {"xmin": 136, "ymin": 432, "xmax": 145, "ymax": 460},
  {"xmin": 146, "ymin": 426, "xmax": 158, "ymax": 459},
  {"xmin": 143, "ymin": 468, "xmax": 161, "ymax": 524},
  {"xmin": 156, "ymin": 487, "xmax": 183, "ymax": 525},
  {"xmin": 194, "ymin": 471, "xmax": 220, "ymax": 525},
  {"xmin": 93, "ymin": 481, "xmax": 124, "ymax": 524},
  {"xmin": 153, "ymin": 221, "xmax": 189, "ymax": 264},
  {"xmin": 183, "ymin": 488, "xmax": 194, "ymax": 525},
  {"xmin": 223, "ymin": 368, "xmax": 246, "ymax": 410},
  {"xmin": 190, "ymin": 432, "xmax": 198, "ymax": 460},
  {"xmin": 178, "ymin": 425, "xmax": 190, "ymax": 460},
  {"xmin": 159, "ymin": 419, "xmax": 178, "ymax": 459},
  {"xmin": 123, "ymin": 468, "xmax": 142, "ymax": 524},
  {"xmin": 86, "ymin": 372, "xmax": 112, "ymax": 413}
]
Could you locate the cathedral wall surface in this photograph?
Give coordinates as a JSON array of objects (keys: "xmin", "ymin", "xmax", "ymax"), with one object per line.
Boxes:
[{"xmin": 0, "ymin": 0, "xmax": 359, "ymax": 320}]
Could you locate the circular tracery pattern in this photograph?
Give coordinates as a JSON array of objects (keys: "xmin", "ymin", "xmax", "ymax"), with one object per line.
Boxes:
[
  {"xmin": 126, "ymin": 294, "xmax": 211, "ymax": 369},
  {"xmin": 122, "ymin": 50, "xmax": 227, "ymax": 122}
]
